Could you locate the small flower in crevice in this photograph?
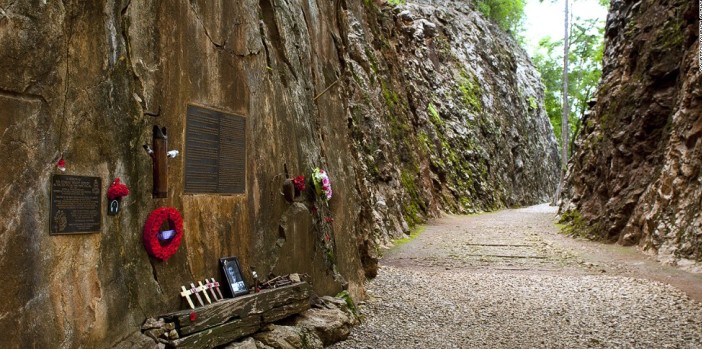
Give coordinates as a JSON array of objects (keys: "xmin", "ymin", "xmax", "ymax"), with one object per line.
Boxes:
[
  {"xmin": 189, "ymin": 311, "xmax": 197, "ymax": 322},
  {"xmin": 324, "ymin": 233, "xmax": 331, "ymax": 242},
  {"xmin": 324, "ymin": 216, "xmax": 334, "ymax": 224},
  {"xmin": 57, "ymin": 158, "xmax": 66, "ymax": 172},
  {"xmin": 292, "ymin": 175, "xmax": 306, "ymax": 192}
]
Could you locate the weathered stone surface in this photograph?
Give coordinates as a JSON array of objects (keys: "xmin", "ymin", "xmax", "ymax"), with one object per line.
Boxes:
[
  {"xmin": 112, "ymin": 331, "xmax": 161, "ymax": 349},
  {"xmin": 0, "ymin": 0, "xmax": 557, "ymax": 347},
  {"xmin": 294, "ymin": 296, "xmax": 358, "ymax": 345},
  {"xmin": 562, "ymin": 0, "xmax": 701, "ymax": 270},
  {"xmin": 343, "ymin": 1, "xmax": 560, "ymax": 271},
  {"xmin": 224, "ymin": 337, "xmax": 258, "ymax": 349},
  {"xmin": 253, "ymin": 324, "xmax": 324, "ymax": 349}
]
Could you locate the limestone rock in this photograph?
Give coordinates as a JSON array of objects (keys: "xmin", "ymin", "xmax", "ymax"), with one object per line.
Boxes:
[
  {"xmin": 562, "ymin": 0, "xmax": 701, "ymax": 270},
  {"xmin": 294, "ymin": 296, "xmax": 358, "ymax": 345},
  {"xmin": 253, "ymin": 325, "xmax": 324, "ymax": 349},
  {"xmin": 224, "ymin": 337, "xmax": 258, "ymax": 349},
  {"xmin": 111, "ymin": 331, "xmax": 161, "ymax": 349},
  {"xmin": 141, "ymin": 318, "xmax": 165, "ymax": 331}
]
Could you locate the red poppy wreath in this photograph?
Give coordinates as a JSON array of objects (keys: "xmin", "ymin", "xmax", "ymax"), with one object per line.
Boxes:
[{"xmin": 143, "ymin": 207, "xmax": 184, "ymax": 261}]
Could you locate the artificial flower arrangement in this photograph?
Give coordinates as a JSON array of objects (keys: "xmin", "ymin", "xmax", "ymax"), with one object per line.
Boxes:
[
  {"xmin": 283, "ymin": 175, "xmax": 306, "ymax": 203},
  {"xmin": 107, "ymin": 178, "xmax": 130, "ymax": 200},
  {"xmin": 143, "ymin": 207, "xmax": 184, "ymax": 261},
  {"xmin": 107, "ymin": 178, "xmax": 130, "ymax": 215},
  {"xmin": 312, "ymin": 168, "xmax": 332, "ymax": 201},
  {"xmin": 292, "ymin": 175, "xmax": 306, "ymax": 195}
]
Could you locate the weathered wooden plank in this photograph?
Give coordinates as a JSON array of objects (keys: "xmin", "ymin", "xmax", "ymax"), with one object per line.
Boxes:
[
  {"xmin": 167, "ymin": 316, "xmax": 260, "ymax": 349},
  {"xmin": 261, "ymin": 298, "xmax": 310, "ymax": 323},
  {"xmin": 163, "ymin": 282, "xmax": 312, "ymax": 336}
]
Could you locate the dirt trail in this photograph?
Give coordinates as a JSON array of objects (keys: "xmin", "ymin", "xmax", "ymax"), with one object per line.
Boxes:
[
  {"xmin": 331, "ymin": 204, "xmax": 702, "ymax": 349},
  {"xmin": 386, "ymin": 204, "xmax": 702, "ymax": 302}
]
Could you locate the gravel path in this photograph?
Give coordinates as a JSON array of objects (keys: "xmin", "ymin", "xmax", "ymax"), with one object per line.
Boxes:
[{"xmin": 330, "ymin": 205, "xmax": 702, "ymax": 348}]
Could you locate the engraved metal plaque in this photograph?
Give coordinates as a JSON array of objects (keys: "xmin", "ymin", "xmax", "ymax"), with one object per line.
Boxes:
[
  {"xmin": 185, "ymin": 105, "xmax": 246, "ymax": 194},
  {"xmin": 50, "ymin": 175, "xmax": 102, "ymax": 235}
]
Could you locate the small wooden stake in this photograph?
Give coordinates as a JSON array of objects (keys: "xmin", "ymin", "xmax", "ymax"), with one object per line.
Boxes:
[
  {"xmin": 180, "ymin": 286, "xmax": 195, "ymax": 310},
  {"xmin": 198, "ymin": 281, "xmax": 212, "ymax": 304},
  {"xmin": 211, "ymin": 278, "xmax": 224, "ymax": 300},
  {"xmin": 206, "ymin": 279, "xmax": 220, "ymax": 301},
  {"xmin": 190, "ymin": 283, "xmax": 205, "ymax": 307}
]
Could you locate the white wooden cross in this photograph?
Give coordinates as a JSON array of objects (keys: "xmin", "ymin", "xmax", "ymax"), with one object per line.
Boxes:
[
  {"xmin": 205, "ymin": 278, "xmax": 220, "ymax": 301},
  {"xmin": 190, "ymin": 283, "xmax": 205, "ymax": 307},
  {"xmin": 210, "ymin": 278, "xmax": 225, "ymax": 300},
  {"xmin": 180, "ymin": 285, "xmax": 195, "ymax": 309},
  {"xmin": 198, "ymin": 281, "xmax": 212, "ymax": 304}
]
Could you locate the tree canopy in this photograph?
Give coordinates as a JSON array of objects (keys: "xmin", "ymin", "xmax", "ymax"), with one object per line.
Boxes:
[
  {"xmin": 475, "ymin": 0, "xmax": 527, "ymax": 34},
  {"xmin": 532, "ymin": 15, "xmax": 605, "ymax": 150}
]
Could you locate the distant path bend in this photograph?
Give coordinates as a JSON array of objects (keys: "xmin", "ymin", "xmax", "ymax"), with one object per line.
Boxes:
[{"xmin": 331, "ymin": 204, "xmax": 702, "ymax": 349}]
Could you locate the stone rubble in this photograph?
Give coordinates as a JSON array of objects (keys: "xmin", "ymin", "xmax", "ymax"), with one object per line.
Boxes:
[
  {"xmin": 333, "ymin": 268, "xmax": 702, "ymax": 349},
  {"xmin": 223, "ymin": 295, "xmax": 358, "ymax": 349}
]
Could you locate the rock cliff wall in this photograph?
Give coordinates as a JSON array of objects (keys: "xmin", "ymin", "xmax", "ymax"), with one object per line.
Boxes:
[
  {"xmin": 562, "ymin": 0, "xmax": 701, "ymax": 271},
  {"xmin": 0, "ymin": 0, "xmax": 558, "ymax": 347}
]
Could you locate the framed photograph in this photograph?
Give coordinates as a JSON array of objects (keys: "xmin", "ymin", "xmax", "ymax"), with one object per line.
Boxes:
[{"xmin": 220, "ymin": 257, "xmax": 249, "ymax": 297}]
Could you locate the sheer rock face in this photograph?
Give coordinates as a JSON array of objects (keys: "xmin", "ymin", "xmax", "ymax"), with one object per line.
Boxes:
[
  {"xmin": 345, "ymin": 2, "xmax": 559, "ymax": 255},
  {"xmin": 0, "ymin": 1, "xmax": 557, "ymax": 347},
  {"xmin": 562, "ymin": 0, "xmax": 701, "ymax": 270}
]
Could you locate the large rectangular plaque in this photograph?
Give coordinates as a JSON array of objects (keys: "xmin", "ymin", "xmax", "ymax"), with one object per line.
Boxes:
[
  {"xmin": 50, "ymin": 175, "xmax": 102, "ymax": 235},
  {"xmin": 185, "ymin": 105, "xmax": 246, "ymax": 194}
]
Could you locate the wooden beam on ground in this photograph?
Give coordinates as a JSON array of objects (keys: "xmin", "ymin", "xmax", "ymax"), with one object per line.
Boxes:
[
  {"xmin": 261, "ymin": 298, "xmax": 310, "ymax": 323},
  {"xmin": 166, "ymin": 316, "xmax": 260, "ymax": 349},
  {"xmin": 162, "ymin": 282, "xmax": 312, "ymax": 336}
]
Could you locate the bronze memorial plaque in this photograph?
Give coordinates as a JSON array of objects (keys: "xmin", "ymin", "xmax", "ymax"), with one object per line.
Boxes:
[
  {"xmin": 50, "ymin": 175, "xmax": 102, "ymax": 235},
  {"xmin": 185, "ymin": 105, "xmax": 246, "ymax": 194}
]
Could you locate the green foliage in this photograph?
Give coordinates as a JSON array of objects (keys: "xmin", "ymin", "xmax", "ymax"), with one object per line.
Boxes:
[
  {"xmin": 653, "ymin": 19, "xmax": 684, "ymax": 50},
  {"xmin": 458, "ymin": 70, "xmax": 482, "ymax": 111},
  {"xmin": 527, "ymin": 96, "xmax": 538, "ymax": 110},
  {"xmin": 393, "ymin": 225, "xmax": 426, "ymax": 247},
  {"xmin": 418, "ymin": 131, "xmax": 431, "ymax": 153},
  {"xmin": 475, "ymin": 0, "xmax": 526, "ymax": 34},
  {"xmin": 559, "ymin": 209, "xmax": 602, "ymax": 240},
  {"xmin": 381, "ymin": 80, "xmax": 400, "ymax": 109},
  {"xmin": 400, "ymin": 169, "xmax": 424, "ymax": 227},
  {"xmin": 427, "ymin": 103, "xmax": 443, "ymax": 127},
  {"xmin": 387, "ymin": 0, "xmax": 406, "ymax": 4},
  {"xmin": 532, "ymin": 14, "xmax": 605, "ymax": 151},
  {"xmin": 336, "ymin": 290, "xmax": 358, "ymax": 316}
]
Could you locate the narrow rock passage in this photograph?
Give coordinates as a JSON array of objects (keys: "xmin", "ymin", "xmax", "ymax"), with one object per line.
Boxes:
[{"xmin": 330, "ymin": 205, "xmax": 702, "ymax": 348}]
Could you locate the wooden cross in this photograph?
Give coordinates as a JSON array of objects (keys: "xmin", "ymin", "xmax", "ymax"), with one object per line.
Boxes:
[
  {"xmin": 190, "ymin": 283, "xmax": 205, "ymax": 307},
  {"xmin": 210, "ymin": 278, "xmax": 225, "ymax": 300},
  {"xmin": 206, "ymin": 279, "xmax": 220, "ymax": 301},
  {"xmin": 198, "ymin": 281, "xmax": 212, "ymax": 304},
  {"xmin": 180, "ymin": 286, "xmax": 195, "ymax": 309}
]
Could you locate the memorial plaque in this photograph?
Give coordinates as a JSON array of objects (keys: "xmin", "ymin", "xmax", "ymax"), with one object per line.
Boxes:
[
  {"xmin": 50, "ymin": 175, "xmax": 101, "ymax": 235},
  {"xmin": 185, "ymin": 105, "xmax": 246, "ymax": 194}
]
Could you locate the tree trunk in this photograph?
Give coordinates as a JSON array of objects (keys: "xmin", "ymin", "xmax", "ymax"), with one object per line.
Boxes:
[{"xmin": 554, "ymin": 0, "xmax": 570, "ymax": 205}]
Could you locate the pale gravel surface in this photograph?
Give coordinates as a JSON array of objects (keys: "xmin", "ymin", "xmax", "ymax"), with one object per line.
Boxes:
[{"xmin": 330, "ymin": 205, "xmax": 702, "ymax": 349}]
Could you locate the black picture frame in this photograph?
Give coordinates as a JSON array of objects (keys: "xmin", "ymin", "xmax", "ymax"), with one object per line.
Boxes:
[{"xmin": 220, "ymin": 257, "xmax": 249, "ymax": 297}]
